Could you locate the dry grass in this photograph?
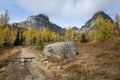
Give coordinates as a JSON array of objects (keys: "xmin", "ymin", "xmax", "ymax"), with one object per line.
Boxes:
[
  {"xmin": 65, "ymin": 64, "xmax": 107, "ymax": 80},
  {"xmin": 95, "ymin": 51, "xmax": 120, "ymax": 80},
  {"xmin": 0, "ymin": 47, "xmax": 21, "ymax": 68},
  {"xmin": 34, "ymin": 36, "xmax": 120, "ymax": 80},
  {"xmin": 0, "ymin": 47, "xmax": 21, "ymax": 80},
  {"xmin": 96, "ymin": 51, "xmax": 120, "ymax": 66}
]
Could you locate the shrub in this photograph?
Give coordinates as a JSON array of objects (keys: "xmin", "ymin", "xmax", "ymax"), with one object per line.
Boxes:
[{"xmin": 80, "ymin": 33, "xmax": 88, "ymax": 43}]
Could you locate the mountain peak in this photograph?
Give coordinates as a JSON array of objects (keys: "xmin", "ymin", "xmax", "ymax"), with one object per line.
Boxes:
[
  {"xmin": 36, "ymin": 14, "xmax": 49, "ymax": 21},
  {"xmin": 12, "ymin": 13, "xmax": 62, "ymax": 32},
  {"xmin": 94, "ymin": 11, "xmax": 105, "ymax": 15},
  {"xmin": 37, "ymin": 14, "xmax": 48, "ymax": 18},
  {"xmin": 27, "ymin": 14, "xmax": 49, "ymax": 22},
  {"xmin": 81, "ymin": 11, "xmax": 113, "ymax": 32},
  {"xmin": 92, "ymin": 11, "xmax": 113, "ymax": 21}
]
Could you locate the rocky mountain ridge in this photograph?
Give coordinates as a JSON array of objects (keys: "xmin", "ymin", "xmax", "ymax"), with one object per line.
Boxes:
[
  {"xmin": 80, "ymin": 11, "xmax": 114, "ymax": 32},
  {"xmin": 12, "ymin": 14, "xmax": 63, "ymax": 32},
  {"xmin": 11, "ymin": 11, "xmax": 114, "ymax": 33}
]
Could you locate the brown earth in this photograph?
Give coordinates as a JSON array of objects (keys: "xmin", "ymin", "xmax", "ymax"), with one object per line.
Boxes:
[{"xmin": 0, "ymin": 37, "xmax": 120, "ymax": 80}]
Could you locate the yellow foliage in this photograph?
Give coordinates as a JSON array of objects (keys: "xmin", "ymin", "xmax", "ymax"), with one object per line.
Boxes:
[
  {"xmin": 23, "ymin": 28, "xmax": 37, "ymax": 45},
  {"xmin": 0, "ymin": 25, "xmax": 16, "ymax": 47},
  {"xmin": 94, "ymin": 16, "xmax": 116, "ymax": 41},
  {"xmin": 65, "ymin": 27, "xmax": 74, "ymax": 41},
  {"xmin": 52, "ymin": 32, "xmax": 62, "ymax": 42},
  {"xmin": 42, "ymin": 28, "xmax": 52, "ymax": 42},
  {"xmin": 23, "ymin": 27, "xmax": 63, "ymax": 46},
  {"xmin": 88, "ymin": 30, "xmax": 96, "ymax": 41}
]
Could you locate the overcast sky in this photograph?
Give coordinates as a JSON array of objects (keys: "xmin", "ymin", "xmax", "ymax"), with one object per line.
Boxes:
[{"xmin": 0, "ymin": 0, "xmax": 120, "ymax": 28}]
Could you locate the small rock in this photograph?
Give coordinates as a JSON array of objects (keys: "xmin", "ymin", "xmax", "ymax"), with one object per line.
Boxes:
[
  {"xmin": 46, "ymin": 64, "xmax": 53, "ymax": 70},
  {"xmin": 28, "ymin": 46, "xmax": 32, "ymax": 49},
  {"xmin": 33, "ymin": 60, "xmax": 37, "ymax": 64},
  {"xmin": 57, "ymin": 65, "xmax": 63, "ymax": 70},
  {"xmin": 25, "ymin": 75, "xmax": 33, "ymax": 80},
  {"xmin": 40, "ymin": 58, "xmax": 48, "ymax": 62},
  {"xmin": 19, "ymin": 58, "xmax": 25, "ymax": 62},
  {"xmin": 21, "ymin": 63, "xmax": 25, "ymax": 66},
  {"xmin": 0, "ymin": 67, "xmax": 6, "ymax": 73},
  {"xmin": 26, "ymin": 59, "xmax": 31, "ymax": 62},
  {"xmin": 35, "ymin": 58, "xmax": 40, "ymax": 61},
  {"xmin": 19, "ymin": 63, "xmax": 25, "ymax": 69},
  {"xmin": 43, "ymin": 61, "xmax": 49, "ymax": 65}
]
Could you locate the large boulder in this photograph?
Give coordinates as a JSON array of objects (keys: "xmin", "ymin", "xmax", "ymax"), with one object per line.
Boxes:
[{"xmin": 43, "ymin": 42, "xmax": 77, "ymax": 58}]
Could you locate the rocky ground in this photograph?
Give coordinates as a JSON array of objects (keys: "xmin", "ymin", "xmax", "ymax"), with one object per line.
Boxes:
[
  {"xmin": 4, "ymin": 47, "xmax": 49, "ymax": 80},
  {"xmin": 0, "ymin": 40, "xmax": 120, "ymax": 80}
]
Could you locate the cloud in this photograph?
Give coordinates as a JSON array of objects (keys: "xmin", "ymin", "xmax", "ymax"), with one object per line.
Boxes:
[
  {"xmin": 11, "ymin": 0, "xmax": 120, "ymax": 27},
  {"xmin": 18, "ymin": 0, "xmax": 63, "ymax": 15}
]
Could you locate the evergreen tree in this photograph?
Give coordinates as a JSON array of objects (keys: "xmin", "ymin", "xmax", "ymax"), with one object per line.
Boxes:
[
  {"xmin": 14, "ymin": 31, "xmax": 21, "ymax": 46},
  {"xmin": 115, "ymin": 13, "xmax": 120, "ymax": 29},
  {"xmin": 20, "ymin": 31, "xmax": 24, "ymax": 45},
  {"xmin": 36, "ymin": 39, "xmax": 44, "ymax": 50},
  {"xmin": 4, "ymin": 10, "xmax": 9, "ymax": 27},
  {"xmin": 0, "ymin": 10, "xmax": 9, "ymax": 26},
  {"xmin": 80, "ymin": 33, "xmax": 88, "ymax": 43}
]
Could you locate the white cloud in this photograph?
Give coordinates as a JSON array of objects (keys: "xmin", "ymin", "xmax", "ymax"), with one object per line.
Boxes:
[
  {"xmin": 16, "ymin": 0, "xmax": 120, "ymax": 27},
  {"xmin": 18, "ymin": 0, "xmax": 63, "ymax": 15}
]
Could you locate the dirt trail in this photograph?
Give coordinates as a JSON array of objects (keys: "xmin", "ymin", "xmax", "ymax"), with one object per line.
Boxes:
[
  {"xmin": 5, "ymin": 47, "xmax": 48, "ymax": 80},
  {"xmin": 3, "ymin": 43, "xmax": 119, "ymax": 80},
  {"xmin": 17, "ymin": 48, "xmax": 37, "ymax": 59}
]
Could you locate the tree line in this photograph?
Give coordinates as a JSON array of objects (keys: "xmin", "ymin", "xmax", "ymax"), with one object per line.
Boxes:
[
  {"xmin": 0, "ymin": 10, "xmax": 64, "ymax": 49},
  {"xmin": 0, "ymin": 10, "xmax": 120, "ymax": 48}
]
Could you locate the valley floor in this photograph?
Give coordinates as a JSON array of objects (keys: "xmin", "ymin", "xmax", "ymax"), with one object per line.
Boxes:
[{"xmin": 0, "ymin": 40, "xmax": 120, "ymax": 80}]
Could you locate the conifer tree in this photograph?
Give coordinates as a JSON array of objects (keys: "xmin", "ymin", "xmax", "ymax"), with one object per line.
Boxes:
[
  {"xmin": 0, "ymin": 10, "xmax": 9, "ymax": 26},
  {"xmin": 14, "ymin": 31, "xmax": 21, "ymax": 46},
  {"xmin": 20, "ymin": 31, "xmax": 24, "ymax": 45},
  {"xmin": 80, "ymin": 33, "xmax": 88, "ymax": 43}
]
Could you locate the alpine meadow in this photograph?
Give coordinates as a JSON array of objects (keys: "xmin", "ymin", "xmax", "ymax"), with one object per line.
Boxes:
[{"xmin": 0, "ymin": 0, "xmax": 120, "ymax": 80}]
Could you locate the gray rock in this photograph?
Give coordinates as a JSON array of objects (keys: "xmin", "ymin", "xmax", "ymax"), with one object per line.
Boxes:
[
  {"xmin": 43, "ymin": 42, "xmax": 77, "ymax": 58},
  {"xmin": 12, "ymin": 14, "xmax": 63, "ymax": 33}
]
